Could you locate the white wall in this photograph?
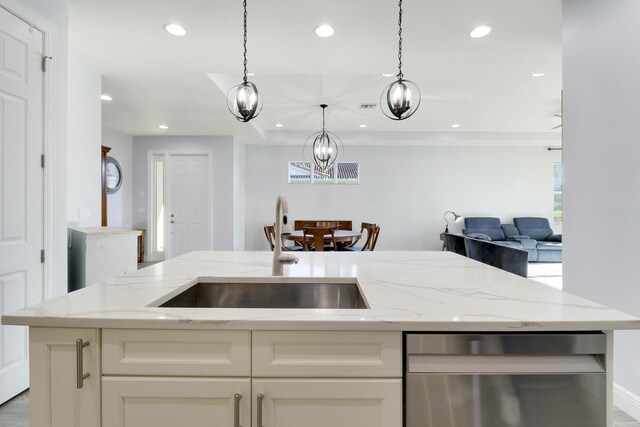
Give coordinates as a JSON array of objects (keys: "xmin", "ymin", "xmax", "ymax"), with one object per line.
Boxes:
[
  {"xmin": 103, "ymin": 126, "xmax": 133, "ymax": 227},
  {"xmin": 563, "ymin": 0, "xmax": 640, "ymax": 416},
  {"xmin": 132, "ymin": 136, "xmax": 239, "ymax": 252},
  {"xmin": 245, "ymin": 144, "xmax": 561, "ymax": 250},
  {"xmin": 233, "ymin": 139, "xmax": 246, "ymax": 251},
  {"xmin": 9, "ymin": 0, "xmax": 69, "ymax": 296},
  {"xmin": 67, "ymin": 56, "xmax": 101, "ymax": 227}
]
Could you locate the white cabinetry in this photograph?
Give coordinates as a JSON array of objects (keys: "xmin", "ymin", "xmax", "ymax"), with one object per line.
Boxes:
[
  {"xmin": 102, "ymin": 329, "xmax": 251, "ymax": 427},
  {"xmin": 35, "ymin": 328, "xmax": 401, "ymax": 427},
  {"xmin": 252, "ymin": 331, "xmax": 402, "ymax": 427},
  {"xmin": 252, "ymin": 379, "xmax": 401, "ymax": 427},
  {"xmin": 103, "ymin": 377, "xmax": 250, "ymax": 427},
  {"xmin": 29, "ymin": 328, "xmax": 100, "ymax": 427},
  {"xmin": 68, "ymin": 227, "xmax": 141, "ymax": 291}
]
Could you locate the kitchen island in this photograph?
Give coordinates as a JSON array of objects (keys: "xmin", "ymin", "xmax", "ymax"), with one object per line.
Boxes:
[{"xmin": 3, "ymin": 251, "xmax": 639, "ymax": 427}]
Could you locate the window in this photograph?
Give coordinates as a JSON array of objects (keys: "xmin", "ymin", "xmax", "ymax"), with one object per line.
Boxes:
[
  {"xmin": 554, "ymin": 162, "xmax": 563, "ymax": 223},
  {"xmin": 288, "ymin": 161, "xmax": 359, "ymax": 184},
  {"xmin": 153, "ymin": 156, "xmax": 165, "ymax": 252}
]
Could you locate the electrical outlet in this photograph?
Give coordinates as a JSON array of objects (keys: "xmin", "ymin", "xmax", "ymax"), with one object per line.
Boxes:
[{"xmin": 78, "ymin": 208, "xmax": 91, "ymax": 220}]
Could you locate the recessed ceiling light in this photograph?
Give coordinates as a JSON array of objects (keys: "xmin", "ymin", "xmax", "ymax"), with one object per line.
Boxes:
[
  {"xmin": 381, "ymin": 73, "xmax": 395, "ymax": 77},
  {"xmin": 158, "ymin": 124, "xmax": 169, "ymax": 130},
  {"xmin": 451, "ymin": 124, "xmax": 461, "ymax": 128},
  {"xmin": 164, "ymin": 23, "xmax": 187, "ymax": 37},
  {"xmin": 101, "ymin": 94, "xmax": 112, "ymax": 101},
  {"xmin": 314, "ymin": 24, "xmax": 335, "ymax": 38},
  {"xmin": 469, "ymin": 25, "xmax": 492, "ymax": 38},
  {"xmin": 531, "ymin": 73, "xmax": 546, "ymax": 77},
  {"xmin": 275, "ymin": 123, "xmax": 283, "ymax": 128},
  {"xmin": 359, "ymin": 124, "xmax": 367, "ymax": 128}
]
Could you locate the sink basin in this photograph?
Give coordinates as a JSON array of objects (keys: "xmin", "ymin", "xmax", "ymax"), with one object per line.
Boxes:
[{"xmin": 156, "ymin": 278, "xmax": 368, "ymax": 309}]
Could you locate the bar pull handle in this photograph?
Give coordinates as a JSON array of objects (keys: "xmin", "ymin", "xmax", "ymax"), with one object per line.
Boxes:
[
  {"xmin": 76, "ymin": 339, "xmax": 90, "ymax": 389},
  {"xmin": 256, "ymin": 393, "xmax": 264, "ymax": 427},
  {"xmin": 234, "ymin": 393, "xmax": 242, "ymax": 427}
]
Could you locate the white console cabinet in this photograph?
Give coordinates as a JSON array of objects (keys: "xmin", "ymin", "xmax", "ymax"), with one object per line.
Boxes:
[{"xmin": 67, "ymin": 227, "xmax": 141, "ymax": 291}]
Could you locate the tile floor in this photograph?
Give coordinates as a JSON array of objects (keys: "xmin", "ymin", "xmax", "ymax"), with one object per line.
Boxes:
[
  {"xmin": 0, "ymin": 390, "xmax": 637, "ymax": 426},
  {"xmin": 527, "ymin": 262, "xmax": 563, "ymax": 290}
]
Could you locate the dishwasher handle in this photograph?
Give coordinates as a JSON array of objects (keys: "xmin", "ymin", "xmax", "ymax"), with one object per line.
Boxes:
[{"xmin": 407, "ymin": 354, "xmax": 605, "ymax": 374}]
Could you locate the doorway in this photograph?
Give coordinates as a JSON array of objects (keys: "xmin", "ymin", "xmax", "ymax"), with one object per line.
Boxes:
[{"xmin": 148, "ymin": 152, "xmax": 213, "ymax": 261}]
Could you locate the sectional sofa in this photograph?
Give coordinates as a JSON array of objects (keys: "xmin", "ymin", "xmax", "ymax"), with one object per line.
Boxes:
[{"xmin": 463, "ymin": 217, "xmax": 562, "ymax": 262}]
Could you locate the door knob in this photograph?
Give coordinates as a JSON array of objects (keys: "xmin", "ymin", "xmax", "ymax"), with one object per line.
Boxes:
[{"xmin": 170, "ymin": 220, "xmax": 175, "ymax": 224}]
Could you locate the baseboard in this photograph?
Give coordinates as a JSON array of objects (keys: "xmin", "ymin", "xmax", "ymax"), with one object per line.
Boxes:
[{"xmin": 614, "ymin": 382, "xmax": 640, "ymax": 422}]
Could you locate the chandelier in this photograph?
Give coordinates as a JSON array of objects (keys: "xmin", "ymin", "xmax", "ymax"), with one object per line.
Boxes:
[
  {"xmin": 380, "ymin": 0, "xmax": 421, "ymax": 120},
  {"xmin": 226, "ymin": 0, "xmax": 263, "ymax": 122},
  {"xmin": 304, "ymin": 104, "xmax": 342, "ymax": 172}
]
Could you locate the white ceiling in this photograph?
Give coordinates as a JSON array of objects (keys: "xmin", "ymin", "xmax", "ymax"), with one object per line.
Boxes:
[{"xmin": 69, "ymin": 0, "xmax": 562, "ymax": 145}]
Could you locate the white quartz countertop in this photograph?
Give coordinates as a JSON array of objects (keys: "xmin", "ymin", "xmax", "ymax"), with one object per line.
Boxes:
[
  {"xmin": 68, "ymin": 227, "xmax": 142, "ymax": 237},
  {"xmin": 3, "ymin": 251, "xmax": 639, "ymax": 331}
]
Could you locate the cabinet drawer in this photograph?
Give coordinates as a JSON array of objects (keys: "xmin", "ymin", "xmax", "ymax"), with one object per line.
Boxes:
[
  {"xmin": 102, "ymin": 329, "xmax": 250, "ymax": 376},
  {"xmin": 252, "ymin": 331, "xmax": 401, "ymax": 377}
]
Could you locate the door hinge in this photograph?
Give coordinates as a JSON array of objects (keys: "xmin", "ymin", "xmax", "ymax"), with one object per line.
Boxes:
[
  {"xmin": 41, "ymin": 154, "xmax": 45, "ymax": 168},
  {"xmin": 41, "ymin": 56, "xmax": 52, "ymax": 72},
  {"xmin": 40, "ymin": 249, "xmax": 45, "ymax": 263}
]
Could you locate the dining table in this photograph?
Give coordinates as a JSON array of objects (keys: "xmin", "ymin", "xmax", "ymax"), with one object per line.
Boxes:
[{"xmin": 284, "ymin": 229, "xmax": 362, "ymax": 250}]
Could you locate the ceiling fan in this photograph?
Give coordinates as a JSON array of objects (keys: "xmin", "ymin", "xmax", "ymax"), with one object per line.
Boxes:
[{"xmin": 551, "ymin": 114, "xmax": 562, "ymax": 130}]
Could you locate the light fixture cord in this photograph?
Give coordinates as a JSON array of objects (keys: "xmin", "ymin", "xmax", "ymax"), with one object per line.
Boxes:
[
  {"xmin": 322, "ymin": 106, "xmax": 326, "ymax": 131},
  {"xmin": 397, "ymin": 0, "xmax": 403, "ymax": 79},
  {"xmin": 242, "ymin": 0, "xmax": 248, "ymax": 83}
]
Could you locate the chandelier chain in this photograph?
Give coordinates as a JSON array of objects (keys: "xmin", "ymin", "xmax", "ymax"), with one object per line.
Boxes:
[
  {"xmin": 322, "ymin": 106, "xmax": 326, "ymax": 131},
  {"xmin": 397, "ymin": 0, "xmax": 403, "ymax": 79},
  {"xmin": 243, "ymin": 0, "xmax": 248, "ymax": 82}
]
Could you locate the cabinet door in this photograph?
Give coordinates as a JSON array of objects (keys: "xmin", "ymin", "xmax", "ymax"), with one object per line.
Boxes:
[
  {"xmin": 29, "ymin": 328, "xmax": 100, "ymax": 427},
  {"xmin": 85, "ymin": 235, "xmax": 138, "ymax": 286},
  {"xmin": 252, "ymin": 378, "xmax": 402, "ymax": 427},
  {"xmin": 103, "ymin": 377, "xmax": 250, "ymax": 427}
]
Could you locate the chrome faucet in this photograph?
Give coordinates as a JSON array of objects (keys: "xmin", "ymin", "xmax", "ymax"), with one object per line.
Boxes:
[{"xmin": 273, "ymin": 194, "xmax": 298, "ymax": 276}]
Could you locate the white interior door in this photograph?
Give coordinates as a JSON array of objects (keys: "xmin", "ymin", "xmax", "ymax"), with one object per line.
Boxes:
[
  {"xmin": 167, "ymin": 154, "xmax": 211, "ymax": 258},
  {"xmin": 0, "ymin": 5, "xmax": 44, "ymax": 404}
]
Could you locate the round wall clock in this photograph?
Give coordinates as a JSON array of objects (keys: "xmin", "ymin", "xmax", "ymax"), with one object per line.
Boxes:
[{"xmin": 105, "ymin": 156, "xmax": 123, "ymax": 194}]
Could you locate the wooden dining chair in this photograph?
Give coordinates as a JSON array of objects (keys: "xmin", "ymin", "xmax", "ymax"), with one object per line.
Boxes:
[
  {"xmin": 264, "ymin": 225, "xmax": 303, "ymax": 252},
  {"xmin": 302, "ymin": 227, "xmax": 338, "ymax": 252},
  {"xmin": 263, "ymin": 225, "xmax": 275, "ymax": 251},
  {"xmin": 345, "ymin": 222, "xmax": 376, "ymax": 250},
  {"xmin": 367, "ymin": 226, "xmax": 380, "ymax": 251}
]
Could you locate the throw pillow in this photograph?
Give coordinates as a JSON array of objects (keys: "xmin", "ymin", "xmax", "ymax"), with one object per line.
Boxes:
[{"xmin": 467, "ymin": 233, "xmax": 491, "ymax": 241}]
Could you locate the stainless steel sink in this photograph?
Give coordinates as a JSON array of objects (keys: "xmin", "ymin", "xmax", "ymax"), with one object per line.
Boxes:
[{"xmin": 156, "ymin": 279, "xmax": 368, "ymax": 309}]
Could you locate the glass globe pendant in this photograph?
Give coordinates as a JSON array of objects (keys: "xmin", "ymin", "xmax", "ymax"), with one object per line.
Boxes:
[
  {"xmin": 227, "ymin": 0, "xmax": 263, "ymax": 122},
  {"xmin": 380, "ymin": 0, "xmax": 421, "ymax": 120}
]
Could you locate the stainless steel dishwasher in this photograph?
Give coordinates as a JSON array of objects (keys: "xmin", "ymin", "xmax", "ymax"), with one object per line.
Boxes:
[{"xmin": 405, "ymin": 333, "xmax": 606, "ymax": 427}]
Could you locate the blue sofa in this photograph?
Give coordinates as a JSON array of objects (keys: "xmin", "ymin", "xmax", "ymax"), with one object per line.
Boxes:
[
  {"xmin": 463, "ymin": 217, "xmax": 561, "ymax": 262},
  {"xmin": 463, "ymin": 217, "xmax": 538, "ymax": 261},
  {"xmin": 513, "ymin": 217, "xmax": 562, "ymax": 262}
]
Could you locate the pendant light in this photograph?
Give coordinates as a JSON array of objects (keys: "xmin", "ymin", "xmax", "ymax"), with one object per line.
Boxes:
[
  {"xmin": 226, "ymin": 0, "xmax": 263, "ymax": 122},
  {"xmin": 304, "ymin": 104, "xmax": 342, "ymax": 172},
  {"xmin": 380, "ymin": 0, "xmax": 421, "ymax": 120}
]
